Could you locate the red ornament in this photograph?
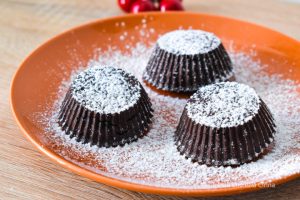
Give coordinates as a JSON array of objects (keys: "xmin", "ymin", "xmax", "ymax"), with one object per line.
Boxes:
[
  {"xmin": 151, "ymin": 0, "xmax": 161, "ymax": 11},
  {"xmin": 118, "ymin": 0, "xmax": 136, "ymax": 13},
  {"xmin": 131, "ymin": 0, "xmax": 155, "ymax": 13},
  {"xmin": 160, "ymin": 0, "xmax": 184, "ymax": 12}
]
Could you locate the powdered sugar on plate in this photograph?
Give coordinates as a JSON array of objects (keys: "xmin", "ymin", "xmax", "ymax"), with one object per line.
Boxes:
[
  {"xmin": 71, "ymin": 65, "xmax": 141, "ymax": 114},
  {"xmin": 157, "ymin": 30, "xmax": 221, "ymax": 55},
  {"xmin": 187, "ymin": 82, "xmax": 260, "ymax": 128},
  {"xmin": 42, "ymin": 42, "xmax": 300, "ymax": 189}
]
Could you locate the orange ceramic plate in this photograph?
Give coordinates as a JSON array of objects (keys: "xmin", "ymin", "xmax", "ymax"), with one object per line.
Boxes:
[{"xmin": 10, "ymin": 12, "xmax": 300, "ymax": 196}]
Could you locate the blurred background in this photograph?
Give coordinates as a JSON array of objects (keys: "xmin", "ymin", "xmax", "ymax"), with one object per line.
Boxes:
[{"xmin": 0, "ymin": 0, "xmax": 299, "ymax": 63}]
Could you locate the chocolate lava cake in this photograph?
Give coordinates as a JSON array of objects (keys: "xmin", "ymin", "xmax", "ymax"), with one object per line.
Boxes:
[
  {"xmin": 143, "ymin": 30, "xmax": 233, "ymax": 92},
  {"xmin": 58, "ymin": 66, "xmax": 153, "ymax": 147},
  {"xmin": 175, "ymin": 82, "xmax": 276, "ymax": 166}
]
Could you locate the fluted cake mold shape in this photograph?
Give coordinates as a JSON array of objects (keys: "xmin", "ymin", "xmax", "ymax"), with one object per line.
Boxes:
[
  {"xmin": 175, "ymin": 82, "xmax": 276, "ymax": 166},
  {"xmin": 58, "ymin": 66, "xmax": 153, "ymax": 147},
  {"xmin": 143, "ymin": 30, "xmax": 234, "ymax": 92}
]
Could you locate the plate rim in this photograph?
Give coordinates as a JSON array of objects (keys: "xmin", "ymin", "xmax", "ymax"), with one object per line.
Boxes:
[{"xmin": 10, "ymin": 11, "xmax": 300, "ymax": 197}]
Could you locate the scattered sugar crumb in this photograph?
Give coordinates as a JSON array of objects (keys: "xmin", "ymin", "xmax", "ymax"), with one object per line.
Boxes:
[{"xmin": 119, "ymin": 35, "xmax": 125, "ymax": 41}]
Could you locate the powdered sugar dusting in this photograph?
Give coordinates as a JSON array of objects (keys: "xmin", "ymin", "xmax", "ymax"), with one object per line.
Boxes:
[
  {"xmin": 187, "ymin": 82, "xmax": 260, "ymax": 128},
  {"xmin": 157, "ymin": 30, "xmax": 221, "ymax": 55},
  {"xmin": 71, "ymin": 66, "xmax": 140, "ymax": 114},
  {"xmin": 41, "ymin": 42, "xmax": 300, "ymax": 189}
]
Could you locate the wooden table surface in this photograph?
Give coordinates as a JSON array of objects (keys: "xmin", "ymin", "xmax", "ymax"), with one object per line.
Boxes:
[{"xmin": 1, "ymin": 0, "xmax": 299, "ymax": 199}]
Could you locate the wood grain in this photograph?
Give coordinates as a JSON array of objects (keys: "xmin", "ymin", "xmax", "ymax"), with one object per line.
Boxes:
[{"xmin": 0, "ymin": 0, "xmax": 299, "ymax": 199}]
